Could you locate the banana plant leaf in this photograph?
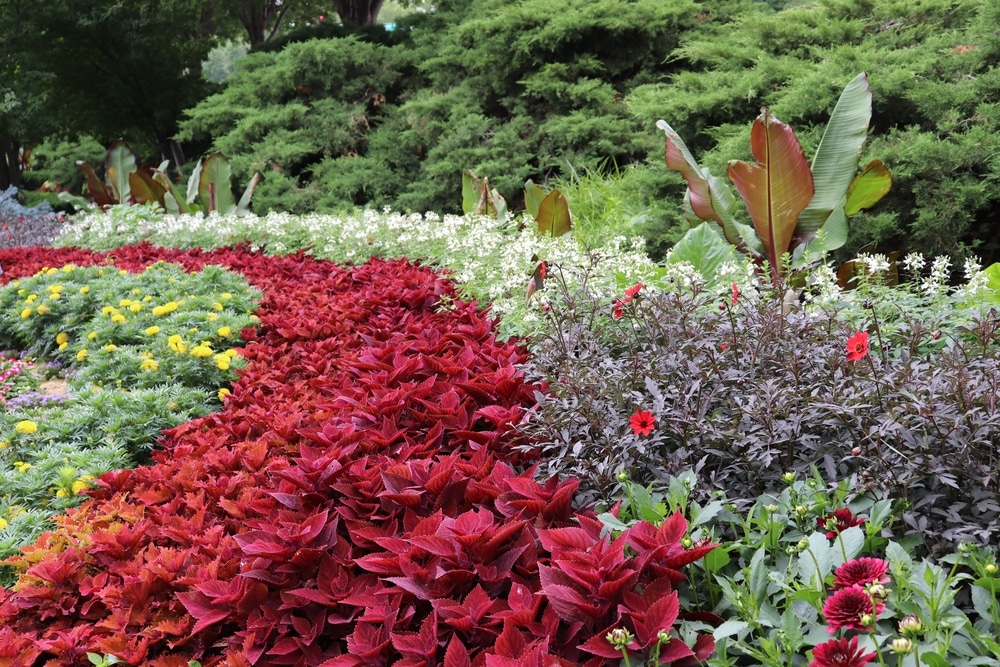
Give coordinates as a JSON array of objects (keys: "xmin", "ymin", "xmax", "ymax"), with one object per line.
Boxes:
[
  {"xmin": 235, "ymin": 173, "xmax": 261, "ymax": 216},
  {"xmin": 199, "ymin": 152, "xmax": 237, "ymax": 214},
  {"xmin": 535, "ymin": 190, "xmax": 572, "ymax": 237},
  {"xmin": 844, "ymin": 160, "xmax": 892, "ymax": 215},
  {"xmin": 104, "ymin": 139, "xmax": 136, "ymax": 204},
  {"xmin": 77, "ymin": 161, "xmax": 115, "ymax": 208},
  {"xmin": 794, "ymin": 72, "xmax": 872, "ymax": 246},
  {"xmin": 667, "ymin": 221, "xmax": 740, "ymax": 280},
  {"xmin": 151, "ymin": 169, "xmax": 192, "ymax": 216},
  {"xmin": 128, "ymin": 169, "xmax": 166, "ymax": 208},
  {"xmin": 524, "ymin": 179, "xmax": 546, "ymax": 219},
  {"xmin": 728, "ymin": 110, "xmax": 814, "ymax": 284}
]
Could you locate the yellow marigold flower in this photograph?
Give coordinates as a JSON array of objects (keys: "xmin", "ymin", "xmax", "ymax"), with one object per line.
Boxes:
[
  {"xmin": 0, "ymin": 440, "xmax": 8, "ymax": 449},
  {"xmin": 212, "ymin": 302, "xmax": 224, "ymax": 311},
  {"xmin": 152, "ymin": 305, "xmax": 168, "ymax": 316},
  {"xmin": 46, "ymin": 267, "xmax": 58, "ymax": 275},
  {"xmin": 77, "ymin": 349, "xmax": 88, "ymax": 361},
  {"xmin": 16, "ymin": 288, "xmax": 24, "ymax": 295},
  {"xmin": 20, "ymin": 308, "xmax": 32, "ymax": 319},
  {"xmin": 36, "ymin": 304, "xmax": 51, "ymax": 316},
  {"xmin": 46, "ymin": 283, "xmax": 63, "ymax": 292},
  {"xmin": 111, "ymin": 314, "xmax": 127, "ymax": 324},
  {"xmin": 191, "ymin": 344, "xmax": 213, "ymax": 358},
  {"xmin": 87, "ymin": 331, "xmax": 98, "ymax": 340},
  {"xmin": 0, "ymin": 517, "xmax": 7, "ymax": 530},
  {"xmin": 140, "ymin": 358, "xmax": 159, "ymax": 372},
  {"xmin": 6, "ymin": 506, "xmax": 24, "ymax": 518},
  {"xmin": 214, "ymin": 354, "xmax": 231, "ymax": 371},
  {"xmin": 119, "ymin": 299, "xmax": 132, "ymax": 307},
  {"xmin": 79, "ymin": 286, "xmax": 91, "ymax": 294},
  {"xmin": 217, "ymin": 326, "xmax": 232, "ymax": 337},
  {"xmin": 221, "ymin": 292, "xmax": 232, "ymax": 300},
  {"xmin": 131, "ymin": 288, "xmax": 140, "ymax": 295},
  {"xmin": 119, "ymin": 269, "xmax": 128, "ymax": 275},
  {"xmin": 14, "ymin": 461, "xmax": 31, "ymax": 472},
  {"xmin": 71, "ymin": 479, "xmax": 92, "ymax": 494},
  {"xmin": 63, "ymin": 265, "xmax": 75, "ymax": 273},
  {"xmin": 58, "ymin": 342, "xmax": 68, "ymax": 350},
  {"xmin": 56, "ymin": 332, "xmax": 69, "ymax": 345},
  {"xmin": 48, "ymin": 292, "xmax": 61, "ymax": 300},
  {"xmin": 24, "ymin": 294, "xmax": 37, "ymax": 302},
  {"xmin": 103, "ymin": 344, "xmax": 117, "ymax": 353},
  {"xmin": 207, "ymin": 313, "xmax": 219, "ymax": 322},
  {"xmin": 101, "ymin": 305, "xmax": 116, "ymax": 315},
  {"xmin": 218, "ymin": 388, "xmax": 231, "ymax": 401},
  {"xmin": 129, "ymin": 303, "xmax": 142, "ymax": 313},
  {"xmin": 168, "ymin": 334, "xmax": 183, "ymax": 344},
  {"xmin": 145, "ymin": 326, "xmax": 161, "ymax": 336},
  {"xmin": 56, "ymin": 488, "xmax": 70, "ymax": 498},
  {"xmin": 225, "ymin": 348, "xmax": 239, "ymax": 359},
  {"xmin": 15, "ymin": 420, "xmax": 37, "ymax": 434},
  {"xmin": 142, "ymin": 296, "xmax": 152, "ymax": 302},
  {"xmin": 164, "ymin": 301, "xmax": 179, "ymax": 313}
]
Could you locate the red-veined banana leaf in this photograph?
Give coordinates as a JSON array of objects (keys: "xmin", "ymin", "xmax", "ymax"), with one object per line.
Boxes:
[
  {"xmin": 844, "ymin": 159, "xmax": 892, "ymax": 215},
  {"xmin": 728, "ymin": 109, "xmax": 815, "ymax": 285},
  {"xmin": 128, "ymin": 168, "xmax": 167, "ymax": 207},
  {"xmin": 199, "ymin": 152, "xmax": 237, "ymax": 214},
  {"xmin": 535, "ymin": 190, "xmax": 572, "ymax": 237},
  {"xmin": 461, "ymin": 170, "xmax": 506, "ymax": 222},
  {"xmin": 76, "ymin": 161, "xmax": 116, "ymax": 208},
  {"xmin": 524, "ymin": 179, "xmax": 546, "ymax": 219}
]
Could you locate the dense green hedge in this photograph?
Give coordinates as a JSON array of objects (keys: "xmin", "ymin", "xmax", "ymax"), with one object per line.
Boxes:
[{"xmin": 176, "ymin": 0, "xmax": 1000, "ymax": 263}]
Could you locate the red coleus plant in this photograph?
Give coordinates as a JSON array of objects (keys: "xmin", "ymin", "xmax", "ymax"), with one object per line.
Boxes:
[{"xmin": 0, "ymin": 243, "xmax": 717, "ymax": 666}]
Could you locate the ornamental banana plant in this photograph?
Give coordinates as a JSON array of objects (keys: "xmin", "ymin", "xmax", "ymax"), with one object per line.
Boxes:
[{"xmin": 659, "ymin": 72, "xmax": 891, "ymax": 286}]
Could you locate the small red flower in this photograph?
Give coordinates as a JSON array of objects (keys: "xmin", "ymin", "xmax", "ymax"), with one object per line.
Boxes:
[
  {"xmin": 731, "ymin": 282, "xmax": 739, "ymax": 305},
  {"xmin": 817, "ymin": 508, "xmax": 867, "ymax": 539},
  {"xmin": 629, "ymin": 410, "xmax": 656, "ymax": 437},
  {"xmin": 810, "ymin": 636, "xmax": 877, "ymax": 667},
  {"xmin": 846, "ymin": 331, "xmax": 869, "ymax": 362},
  {"xmin": 832, "ymin": 558, "xmax": 891, "ymax": 590},
  {"xmin": 719, "ymin": 342, "xmax": 729, "ymax": 352},
  {"xmin": 822, "ymin": 585, "xmax": 884, "ymax": 633},
  {"xmin": 539, "ymin": 261, "xmax": 547, "ymax": 279},
  {"xmin": 612, "ymin": 300, "xmax": 625, "ymax": 320},
  {"xmin": 625, "ymin": 283, "xmax": 643, "ymax": 300}
]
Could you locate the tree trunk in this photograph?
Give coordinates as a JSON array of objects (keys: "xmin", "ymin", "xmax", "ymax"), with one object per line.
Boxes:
[
  {"xmin": 0, "ymin": 136, "xmax": 23, "ymax": 191},
  {"xmin": 333, "ymin": 0, "xmax": 384, "ymax": 25}
]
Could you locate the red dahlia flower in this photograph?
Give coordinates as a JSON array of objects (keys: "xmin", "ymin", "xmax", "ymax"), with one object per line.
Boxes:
[
  {"xmin": 817, "ymin": 508, "xmax": 867, "ymax": 538},
  {"xmin": 731, "ymin": 282, "xmax": 739, "ymax": 305},
  {"xmin": 629, "ymin": 409, "xmax": 656, "ymax": 437},
  {"xmin": 846, "ymin": 331, "xmax": 869, "ymax": 362},
  {"xmin": 810, "ymin": 636, "xmax": 877, "ymax": 667},
  {"xmin": 625, "ymin": 283, "xmax": 643, "ymax": 300},
  {"xmin": 612, "ymin": 300, "xmax": 625, "ymax": 320},
  {"xmin": 822, "ymin": 585, "xmax": 884, "ymax": 633},
  {"xmin": 832, "ymin": 558, "xmax": 891, "ymax": 590}
]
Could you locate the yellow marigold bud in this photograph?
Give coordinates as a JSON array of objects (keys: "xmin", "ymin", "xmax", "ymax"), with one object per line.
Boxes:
[
  {"xmin": 14, "ymin": 420, "xmax": 37, "ymax": 435},
  {"xmin": 207, "ymin": 313, "xmax": 219, "ymax": 321},
  {"xmin": 129, "ymin": 303, "xmax": 142, "ymax": 313},
  {"xmin": 88, "ymin": 331, "xmax": 97, "ymax": 340},
  {"xmin": 217, "ymin": 326, "xmax": 232, "ymax": 337},
  {"xmin": 164, "ymin": 301, "xmax": 179, "ymax": 313},
  {"xmin": 20, "ymin": 308, "xmax": 32, "ymax": 319},
  {"xmin": 103, "ymin": 344, "xmax": 117, "ymax": 353},
  {"xmin": 48, "ymin": 292, "xmax": 60, "ymax": 300},
  {"xmin": 218, "ymin": 388, "xmax": 231, "ymax": 401},
  {"xmin": 119, "ymin": 299, "xmax": 132, "ymax": 307},
  {"xmin": 225, "ymin": 348, "xmax": 238, "ymax": 359},
  {"xmin": 77, "ymin": 349, "xmax": 88, "ymax": 361},
  {"xmin": 14, "ymin": 461, "xmax": 31, "ymax": 472},
  {"xmin": 111, "ymin": 314, "xmax": 127, "ymax": 324},
  {"xmin": 35, "ymin": 304, "xmax": 50, "ymax": 315},
  {"xmin": 79, "ymin": 286, "xmax": 90, "ymax": 294},
  {"xmin": 145, "ymin": 326, "xmax": 160, "ymax": 336},
  {"xmin": 56, "ymin": 332, "xmax": 69, "ymax": 345}
]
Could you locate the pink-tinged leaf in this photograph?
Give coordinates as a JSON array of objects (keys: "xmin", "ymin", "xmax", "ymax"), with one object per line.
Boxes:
[
  {"xmin": 391, "ymin": 611, "xmax": 438, "ymax": 658},
  {"xmin": 176, "ymin": 591, "xmax": 230, "ymax": 635},
  {"xmin": 492, "ymin": 622, "xmax": 527, "ymax": 658},
  {"xmin": 538, "ymin": 583, "xmax": 601, "ymax": 623},
  {"xmin": 537, "ymin": 526, "xmax": 595, "ymax": 553},
  {"xmin": 444, "ymin": 634, "xmax": 472, "ymax": 667},
  {"xmin": 78, "ymin": 161, "xmax": 115, "ymax": 207},
  {"xmin": 727, "ymin": 109, "xmax": 814, "ymax": 284}
]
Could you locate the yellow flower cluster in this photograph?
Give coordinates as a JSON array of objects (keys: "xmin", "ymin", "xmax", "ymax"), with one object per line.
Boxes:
[
  {"xmin": 168, "ymin": 334, "xmax": 188, "ymax": 354},
  {"xmin": 151, "ymin": 301, "xmax": 180, "ymax": 317},
  {"xmin": 14, "ymin": 420, "xmax": 37, "ymax": 435},
  {"xmin": 13, "ymin": 461, "xmax": 31, "ymax": 473}
]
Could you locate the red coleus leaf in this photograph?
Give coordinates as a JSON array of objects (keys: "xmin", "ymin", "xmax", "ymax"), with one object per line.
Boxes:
[{"xmin": 390, "ymin": 610, "xmax": 439, "ymax": 660}]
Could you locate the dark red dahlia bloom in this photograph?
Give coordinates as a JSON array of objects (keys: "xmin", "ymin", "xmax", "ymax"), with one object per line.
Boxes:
[
  {"xmin": 832, "ymin": 558, "xmax": 891, "ymax": 590},
  {"xmin": 613, "ymin": 300, "xmax": 625, "ymax": 320},
  {"xmin": 625, "ymin": 283, "xmax": 643, "ymax": 300},
  {"xmin": 810, "ymin": 636, "xmax": 877, "ymax": 667},
  {"xmin": 822, "ymin": 585, "xmax": 884, "ymax": 633},
  {"xmin": 629, "ymin": 410, "xmax": 656, "ymax": 437},
  {"xmin": 817, "ymin": 508, "xmax": 866, "ymax": 538}
]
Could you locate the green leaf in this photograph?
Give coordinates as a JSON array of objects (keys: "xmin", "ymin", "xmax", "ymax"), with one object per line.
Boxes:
[
  {"xmin": 919, "ymin": 651, "xmax": 951, "ymax": 667},
  {"xmin": 886, "ymin": 540, "xmax": 913, "ymax": 571},
  {"xmin": 703, "ymin": 546, "xmax": 730, "ymax": 574},
  {"xmin": 728, "ymin": 109, "xmax": 815, "ymax": 285},
  {"xmin": 971, "ymin": 584, "xmax": 998, "ymax": 620},
  {"xmin": 657, "ymin": 119, "xmax": 748, "ymax": 250},
  {"xmin": 713, "ymin": 620, "xmax": 749, "ymax": 640},
  {"xmin": 104, "ymin": 139, "xmax": 136, "ymax": 203},
  {"xmin": 199, "ymin": 152, "xmax": 236, "ymax": 214},
  {"xmin": 524, "ymin": 179, "xmax": 546, "ymax": 219},
  {"xmin": 973, "ymin": 577, "xmax": 1000, "ymax": 594},
  {"xmin": 691, "ymin": 500, "xmax": 725, "ymax": 527},
  {"xmin": 461, "ymin": 170, "xmax": 479, "ymax": 215},
  {"xmin": 152, "ymin": 169, "xmax": 191, "ymax": 215},
  {"xmin": 844, "ymin": 159, "xmax": 892, "ymax": 215},
  {"xmin": 235, "ymin": 172, "xmax": 260, "ymax": 216},
  {"xmin": 535, "ymin": 190, "xmax": 572, "ymax": 237},
  {"xmin": 187, "ymin": 158, "xmax": 203, "ymax": 205},
  {"xmin": 667, "ymin": 222, "xmax": 740, "ymax": 280},
  {"xmin": 795, "ymin": 73, "xmax": 872, "ymax": 243},
  {"xmin": 748, "ymin": 547, "xmax": 770, "ymax": 605},
  {"xmin": 832, "ymin": 526, "xmax": 865, "ymax": 566},
  {"xmin": 797, "ymin": 532, "xmax": 832, "ymax": 591}
]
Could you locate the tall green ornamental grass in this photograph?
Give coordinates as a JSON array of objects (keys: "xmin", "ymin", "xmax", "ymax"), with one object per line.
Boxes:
[{"xmin": 0, "ymin": 261, "xmax": 259, "ymax": 575}]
